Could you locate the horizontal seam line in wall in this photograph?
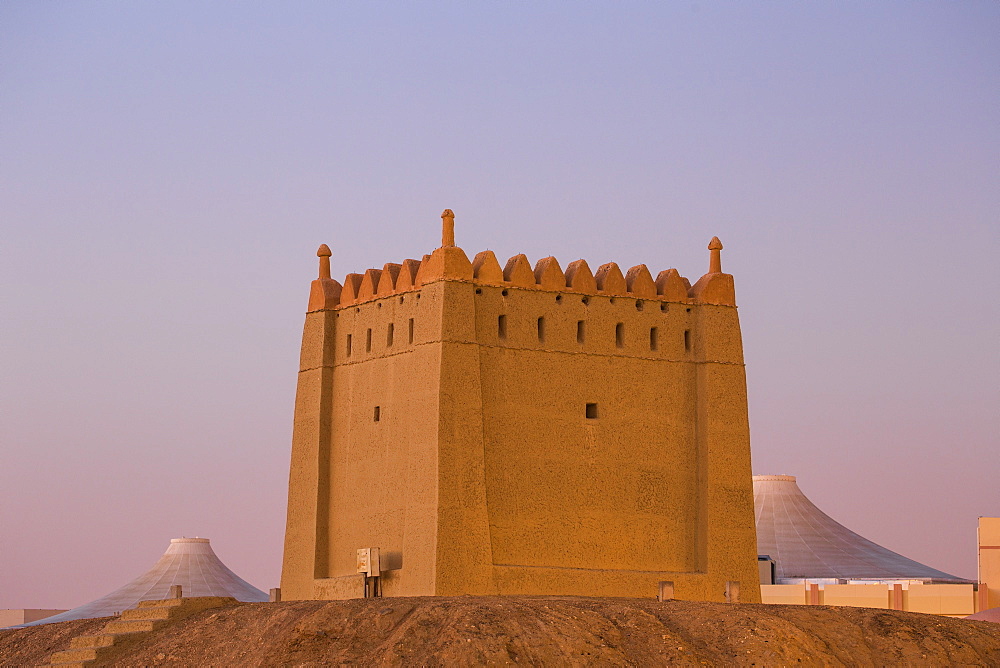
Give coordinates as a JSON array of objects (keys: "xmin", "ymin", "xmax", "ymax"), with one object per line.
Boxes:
[
  {"xmin": 492, "ymin": 563, "xmax": 706, "ymax": 575},
  {"xmin": 299, "ymin": 340, "xmax": 437, "ymax": 371},
  {"xmin": 447, "ymin": 340, "xmax": 744, "ymax": 365},
  {"xmin": 300, "ymin": 341, "xmax": 744, "ymax": 369}
]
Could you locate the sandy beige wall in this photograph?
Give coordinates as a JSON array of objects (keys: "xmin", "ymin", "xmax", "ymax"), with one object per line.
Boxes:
[
  {"xmin": 321, "ymin": 286, "xmax": 443, "ymax": 596},
  {"xmin": 280, "ymin": 310, "xmax": 335, "ymax": 600},
  {"xmin": 469, "ymin": 285, "xmax": 700, "ymax": 575},
  {"xmin": 694, "ymin": 305, "xmax": 760, "ymax": 602},
  {"xmin": 980, "ymin": 518, "xmax": 1000, "ymax": 609},
  {"xmin": 761, "ymin": 583, "xmax": 977, "ymax": 617},
  {"xmin": 282, "ymin": 267, "xmax": 759, "ymax": 603}
]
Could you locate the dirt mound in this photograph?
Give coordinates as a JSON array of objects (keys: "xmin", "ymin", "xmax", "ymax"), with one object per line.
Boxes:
[
  {"xmin": 4, "ymin": 596, "xmax": 1000, "ymax": 666},
  {"xmin": 1, "ymin": 616, "xmax": 108, "ymax": 666}
]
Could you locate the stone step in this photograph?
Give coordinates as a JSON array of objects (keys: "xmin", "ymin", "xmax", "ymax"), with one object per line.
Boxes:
[
  {"xmin": 137, "ymin": 597, "xmax": 184, "ymax": 608},
  {"xmin": 49, "ymin": 647, "xmax": 99, "ymax": 663},
  {"xmin": 101, "ymin": 618, "xmax": 165, "ymax": 634},
  {"xmin": 119, "ymin": 606, "xmax": 173, "ymax": 621},
  {"xmin": 69, "ymin": 633, "xmax": 115, "ymax": 649},
  {"xmin": 46, "ymin": 597, "xmax": 240, "ymax": 667}
]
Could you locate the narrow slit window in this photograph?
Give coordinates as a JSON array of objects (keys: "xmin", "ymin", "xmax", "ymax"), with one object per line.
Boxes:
[
  {"xmin": 615, "ymin": 323, "xmax": 624, "ymax": 348},
  {"xmin": 373, "ymin": 406, "xmax": 381, "ymax": 422},
  {"xmin": 386, "ymin": 323, "xmax": 394, "ymax": 347},
  {"xmin": 577, "ymin": 320, "xmax": 585, "ymax": 344},
  {"xmin": 537, "ymin": 316, "xmax": 545, "ymax": 342},
  {"xmin": 586, "ymin": 403, "xmax": 599, "ymax": 419},
  {"xmin": 346, "ymin": 334, "xmax": 352, "ymax": 357},
  {"xmin": 366, "ymin": 328, "xmax": 372, "ymax": 352},
  {"xmin": 650, "ymin": 327, "xmax": 658, "ymax": 351},
  {"xmin": 408, "ymin": 318, "xmax": 415, "ymax": 344},
  {"xmin": 684, "ymin": 329, "xmax": 691, "ymax": 352},
  {"xmin": 498, "ymin": 314, "xmax": 507, "ymax": 340}
]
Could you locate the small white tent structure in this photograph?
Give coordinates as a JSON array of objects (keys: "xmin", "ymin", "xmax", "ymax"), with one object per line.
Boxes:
[{"xmin": 17, "ymin": 538, "xmax": 268, "ymax": 626}]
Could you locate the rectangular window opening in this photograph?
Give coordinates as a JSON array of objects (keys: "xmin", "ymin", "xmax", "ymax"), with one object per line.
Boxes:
[
  {"xmin": 650, "ymin": 327, "xmax": 658, "ymax": 351},
  {"xmin": 537, "ymin": 316, "xmax": 545, "ymax": 343},
  {"xmin": 684, "ymin": 329, "xmax": 691, "ymax": 352},
  {"xmin": 346, "ymin": 334, "xmax": 352, "ymax": 357},
  {"xmin": 498, "ymin": 314, "xmax": 507, "ymax": 340},
  {"xmin": 408, "ymin": 318, "xmax": 415, "ymax": 344},
  {"xmin": 373, "ymin": 406, "xmax": 381, "ymax": 422},
  {"xmin": 577, "ymin": 320, "xmax": 585, "ymax": 344},
  {"xmin": 366, "ymin": 328, "xmax": 372, "ymax": 352},
  {"xmin": 386, "ymin": 323, "xmax": 394, "ymax": 347},
  {"xmin": 585, "ymin": 403, "xmax": 599, "ymax": 419},
  {"xmin": 615, "ymin": 322, "xmax": 624, "ymax": 348}
]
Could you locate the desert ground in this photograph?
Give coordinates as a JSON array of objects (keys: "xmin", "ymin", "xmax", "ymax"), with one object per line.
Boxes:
[{"xmin": 4, "ymin": 596, "xmax": 1000, "ymax": 666}]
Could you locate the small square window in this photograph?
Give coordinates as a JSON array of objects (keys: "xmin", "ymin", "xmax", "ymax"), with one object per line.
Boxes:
[{"xmin": 585, "ymin": 403, "xmax": 598, "ymax": 419}]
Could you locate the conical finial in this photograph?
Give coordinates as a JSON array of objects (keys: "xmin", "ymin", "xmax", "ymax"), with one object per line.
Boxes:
[
  {"xmin": 441, "ymin": 209, "xmax": 455, "ymax": 247},
  {"xmin": 708, "ymin": 236, "xmax": 723, "ymax": 273},
  {"xmin": 317, "ymin": 244, "xmax": 332, "ymax": 280}
]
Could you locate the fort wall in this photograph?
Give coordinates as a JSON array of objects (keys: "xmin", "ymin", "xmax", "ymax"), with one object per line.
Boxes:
[{"xmin": 281, "ymin": 211, "xmax": 759, "ymax": 602}]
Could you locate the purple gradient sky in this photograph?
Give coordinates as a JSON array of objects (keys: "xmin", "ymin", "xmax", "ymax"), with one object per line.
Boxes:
[{"xmin": 2, "ymin": 2, "xmax": 997, "ymax": 608}]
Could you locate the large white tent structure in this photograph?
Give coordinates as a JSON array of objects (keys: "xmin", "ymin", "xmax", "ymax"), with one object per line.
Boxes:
[
  {"xmin": 14, "ymin": 537, "xmax": 268, "ymax": 627},
  {"xmin": 754, "ymin": 475, "xmax": 971, "ymax": 584}
]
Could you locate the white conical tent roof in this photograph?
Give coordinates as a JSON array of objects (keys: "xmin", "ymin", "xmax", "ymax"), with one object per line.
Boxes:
[
  {"xmin": 18, "ymin": 538, "xmax": 268, "ymax": 626},
  {"xmin": 754, "ymin": 475, "xmax": 970, "ymax": 584},
  {"xmin": 967, "ymin": 607, "xmax": 1000, "ymax": 622}
]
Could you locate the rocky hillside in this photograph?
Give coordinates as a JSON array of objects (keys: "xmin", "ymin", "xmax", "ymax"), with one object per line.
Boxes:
[{"xmin": 4, "ymin": 596, "xmax": 1000, "ymax": 666}]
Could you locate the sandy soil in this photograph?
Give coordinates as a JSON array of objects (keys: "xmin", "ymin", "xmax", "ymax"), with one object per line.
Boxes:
[{"xmin": 3, "ymin": 596, "xmax": 1000, "ymax": 666}]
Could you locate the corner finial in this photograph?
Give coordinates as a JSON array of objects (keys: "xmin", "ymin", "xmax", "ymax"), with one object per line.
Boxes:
[
  {"xmin": 317, "ymin": 244, "xmax": 332, "ymax": 279},
  {"xmin": 708, "ymin": 236, "xmax": 723, "ymax": 273},
  {"xmin": 441, "ymin": 209, "xmax": 455, "ymax": 247}
]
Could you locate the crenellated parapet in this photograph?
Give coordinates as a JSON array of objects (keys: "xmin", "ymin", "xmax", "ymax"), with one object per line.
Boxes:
[{"xmin": 308, "ymin": 210, "xmax": 736, "ymax": 311}]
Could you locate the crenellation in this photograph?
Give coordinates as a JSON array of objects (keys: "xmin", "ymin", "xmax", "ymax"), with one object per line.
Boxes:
[
  {"xmin": 533, "ymin": 256, "xmax": 565, "ymax": 290},
  {"xmin": 503, "ymin": 254, "xmax": 535, "ymax": 286},
  {"xmin": 564, "ymin": 259, "xmax": 597, "ymax": 292},
  {"xmin": 595, "ymin": 262, "xmax": 627, "ymax": 294},
  {"xmin": 327, "ymin": 257, "xmax": 729, "ymax": 362},
  {"xmin": 413, "ymin": 254, "xmax": 432, "ymax": 285},
  {"xmin": 358, "ymin": 268, "xmax": 383, "ymax": 301},
  {"xmin": 327, "ymin": 252, "xmax": 703, "ymax": 309},
  {"xmin": 625, "ymin": 264, "xmax": 657, "ymax": 298},
  {"xmin": 656, "ymin": 268, "xmax": 689, "ymax": 302},
  {"xmin": 472, "ymin": 250, "xmax": 504, "ymax": 283},
  {"xmin": 397, "ymin": 259, "xmax": 421, "ymax": 290},
  {"xmin": 341, "ymin": 273, "xmax": 364, "ymax": 306},
  {"xmin": 378, "ymin": 263, "xmax": 402, "ymax": 294}
]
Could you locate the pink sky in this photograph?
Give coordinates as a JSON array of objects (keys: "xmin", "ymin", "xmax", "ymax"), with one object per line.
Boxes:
[{"xmin": 2, "ymin": 2, "xmax": 997, "ymax": 609}]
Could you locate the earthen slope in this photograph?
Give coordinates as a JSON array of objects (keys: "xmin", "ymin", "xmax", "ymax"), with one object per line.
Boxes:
[{"xmin": 4, "ymin": 596, "xmax": 1000, "ymax": 666}]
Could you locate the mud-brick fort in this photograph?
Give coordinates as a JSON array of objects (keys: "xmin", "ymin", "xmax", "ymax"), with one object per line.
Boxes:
[{"xmin": 281, "ymin": 210, "xmax": 760, "ymax": 603}]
